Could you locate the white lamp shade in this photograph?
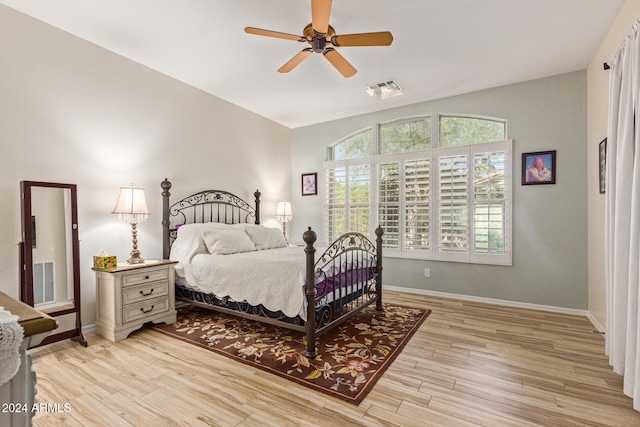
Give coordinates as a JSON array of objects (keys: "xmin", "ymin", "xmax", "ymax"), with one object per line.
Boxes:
[
  {"xmin": 113, "ymin": 187, "xmax": 150, "ymax": 222},
  {"xmin": 275, "ymin": 201, "xmax": 292, "ymax": 222}
]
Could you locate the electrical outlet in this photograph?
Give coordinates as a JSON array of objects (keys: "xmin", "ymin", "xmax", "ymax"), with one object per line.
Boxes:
[{"xmin": 424, "ymin": 268, "xmax": 431, "ymax": 278}]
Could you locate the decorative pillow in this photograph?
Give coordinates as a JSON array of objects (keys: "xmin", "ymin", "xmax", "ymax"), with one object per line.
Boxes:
[
  {"xmin": 201, "ymin": 229, "xmax": 256, "ymax": 255},
  {"xmin": 245, "ymin": 225, "xmax": 288, "ymax": 250}
]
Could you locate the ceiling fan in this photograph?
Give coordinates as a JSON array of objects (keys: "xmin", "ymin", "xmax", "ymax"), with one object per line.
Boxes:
[{"xmin": 244, "ymin": 0, "xmax": 393, "ymax": 78}]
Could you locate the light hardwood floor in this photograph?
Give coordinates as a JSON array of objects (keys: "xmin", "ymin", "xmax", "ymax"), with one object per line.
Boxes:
[{"xmin": 29, "ymin": 290, "xmax": 640, "ymax": 426}]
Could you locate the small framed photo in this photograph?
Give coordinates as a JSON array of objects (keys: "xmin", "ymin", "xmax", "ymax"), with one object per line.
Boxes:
[
  {"xmin": 301, "ymin": 172, "xmax": 317, "ymax": 196},
  {"xmin": 599, "ymin": 138, "xmax": 607, "ymax": 194},
  {"xmin": 522, "ymin": 150, "xmax": 556, "ymax": 185}
]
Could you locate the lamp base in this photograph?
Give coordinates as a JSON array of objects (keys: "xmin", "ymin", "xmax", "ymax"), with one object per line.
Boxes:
[
  {"xmin": 127, "ymin": 253, "xmax": 145, "ymax": 264},
  {"xmin": 127, "ymin": 222, "xmax": 145, "ymax": 264}
]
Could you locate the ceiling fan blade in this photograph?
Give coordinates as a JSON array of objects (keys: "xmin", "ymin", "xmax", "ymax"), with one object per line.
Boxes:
[
  {"xmin": 323, "ymin": 48, "xmax": 357, "ymax": 78},
  {"xmin": 278, "ymin": 49, "xmax": 313, "ymax": 73},
  {"xmin": 311, "ymin": 0, "xmax": 332, "ymax": 35},
  {"xmin": 244, "ymin": 27, "xmax": 305, "ymax": 42},
  {"xmin": 331, "ymin": 31, "xmax": 394, "ymax": 47}
]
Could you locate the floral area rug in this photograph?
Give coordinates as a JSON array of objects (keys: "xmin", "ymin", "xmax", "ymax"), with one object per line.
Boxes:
[{"xmin": 147, "ymin": 304, "xmax": 430, "ymax": 405}]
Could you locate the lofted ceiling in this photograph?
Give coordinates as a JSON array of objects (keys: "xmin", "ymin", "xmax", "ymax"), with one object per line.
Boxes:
[{"xmin": 0, "ymin": 0, "xmax": 625, "ymax": 128}]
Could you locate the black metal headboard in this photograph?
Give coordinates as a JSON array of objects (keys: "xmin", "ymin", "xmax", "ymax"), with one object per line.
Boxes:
[{"xmin": 161, "ymin": 178, "xmax": 261, "ymax": 259}]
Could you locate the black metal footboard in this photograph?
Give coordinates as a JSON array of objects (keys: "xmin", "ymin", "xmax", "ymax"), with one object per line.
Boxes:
[{"xmin": 303, "ymin": 227, "xmax": 383, "ymax": 357}]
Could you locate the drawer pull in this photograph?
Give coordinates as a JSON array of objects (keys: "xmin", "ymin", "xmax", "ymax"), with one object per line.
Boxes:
[
  {"xmin": 140, "ymin": 305, "xmax": 155, "ymax": 314},
  {"xmin": 145, "ymin": 275, "xmax": 150, "ymax": 280},
  {"xmin": 139, "ymin": 288, "xmax": 154, "ymax": 297}
]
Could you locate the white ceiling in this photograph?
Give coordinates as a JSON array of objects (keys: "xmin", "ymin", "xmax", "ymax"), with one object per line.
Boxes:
[{"xmin": 1, "ymin": 0, "xmax": 625, "ymax": 129}]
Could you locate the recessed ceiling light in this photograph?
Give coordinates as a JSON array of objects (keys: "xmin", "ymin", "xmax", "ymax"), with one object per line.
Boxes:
[{"xmin": 366, "ymin": 79, "xmax": 404, "ymax": 100}]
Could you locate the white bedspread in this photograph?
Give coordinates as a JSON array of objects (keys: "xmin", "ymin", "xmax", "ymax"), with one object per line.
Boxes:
[{"xmin": 179, "ymin": 246, "xmax": 308, "ymax": 318}]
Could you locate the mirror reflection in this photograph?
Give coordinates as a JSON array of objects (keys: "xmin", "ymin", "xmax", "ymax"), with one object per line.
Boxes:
[{"xmin": 30, "ymin": 187, "xmax": 75, "ymax": 312}]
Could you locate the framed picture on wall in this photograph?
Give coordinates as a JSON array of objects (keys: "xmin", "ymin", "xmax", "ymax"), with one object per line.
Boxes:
[
  {"xmin": 522, "ymin": 150, "xmax": 556, "ymax": 185},
  {"xmin": 599, "ymin": 138, "xmax": 607, "ymax": 194},
  {"xmin": 302, "ymin": 172, "xmax": 317, "ymax": 196}
]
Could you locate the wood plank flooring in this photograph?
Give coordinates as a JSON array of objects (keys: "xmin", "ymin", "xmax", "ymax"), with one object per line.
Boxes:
[{"xmin": 28, "ymin": 290, "xmax": 640, "ymax": 426}]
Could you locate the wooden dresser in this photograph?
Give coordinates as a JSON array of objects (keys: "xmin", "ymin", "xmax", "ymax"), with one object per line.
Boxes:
[
  {"xmin": 0, "ymin": 292, "xmax": 58, "ymax": 427},
  {"xmin": 93, "ymin": 260, "xmax": 177, "ymax": 342}
]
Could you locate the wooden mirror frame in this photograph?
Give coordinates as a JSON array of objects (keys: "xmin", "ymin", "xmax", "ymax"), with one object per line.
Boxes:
[{"xmin": 19, "ymin": 181, "xmax": 87, "ymax": 347}]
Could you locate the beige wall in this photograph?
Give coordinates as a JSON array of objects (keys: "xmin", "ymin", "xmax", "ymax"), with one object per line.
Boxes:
[
  {"xmin": 587, "ymin": 1, "xmax": 640, "ymax": 329},
  {"xmin": 0, "ymin": 5, "xmax": 291, "ymax": 327}
]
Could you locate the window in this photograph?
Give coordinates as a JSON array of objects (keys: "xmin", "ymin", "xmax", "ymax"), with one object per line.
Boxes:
[
  {"xmin": 331, "ymin": 128, "xmax": 373, "ymax": 160},
  {"xmin": 324, "ymin": 158, "xmax": 371, "ymax": 242},
  {"xmin": 436, "ymin": 141, "xmax": 510, "ymax": 264},
  {"xmin": 440, "ymin": 115, "xmax": 506, "ymax": 147},
  {"xmin": 377, "ymin": 154, "xmax": 432, "ymax": 258},
  {"xmin": 325, "ymin": 115, "xmax": 511, "ymax": 265},
  {"xmin": 379, "ymin": 117, "xmax": 431, "ymax": 154}
]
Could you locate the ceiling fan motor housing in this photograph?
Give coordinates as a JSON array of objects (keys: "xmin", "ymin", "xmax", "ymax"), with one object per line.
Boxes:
[{"xmin": 311, "ymin": 35, "xmax": 326, "ymax": 53}]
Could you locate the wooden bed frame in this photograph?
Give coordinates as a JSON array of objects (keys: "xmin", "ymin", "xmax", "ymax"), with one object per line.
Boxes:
[{"xmin": 160, "ymin": 178, "xmax": 383, "ymax": 357}]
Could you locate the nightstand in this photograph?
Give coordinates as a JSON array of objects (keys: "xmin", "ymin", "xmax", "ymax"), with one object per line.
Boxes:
[{"xmin": 93, "ymin": 259, "xmax": 177, "ymax": 342}]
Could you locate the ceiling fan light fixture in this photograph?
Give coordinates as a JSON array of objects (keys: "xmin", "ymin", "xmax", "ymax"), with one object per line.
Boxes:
[{"xmin": 366, "ymin": 79, "xmax": 404, "ymax": 100}]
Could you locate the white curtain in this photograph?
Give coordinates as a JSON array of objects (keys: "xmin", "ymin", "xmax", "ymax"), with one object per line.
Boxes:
[{"xmin": 606, "ymin": 17, "xmax": 640, "ymax": 411}]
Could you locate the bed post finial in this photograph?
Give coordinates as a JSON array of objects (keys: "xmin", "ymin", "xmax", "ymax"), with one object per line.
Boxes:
[
  {"xmin": 162, "ymin": 179, "xmax": 172, "ymax": 259},
  {"xmin": 303, "ymin": 226, "xmax": 317, "ymax": 358}
]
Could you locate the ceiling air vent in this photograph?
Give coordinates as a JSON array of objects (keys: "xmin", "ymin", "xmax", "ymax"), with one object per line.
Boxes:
[{"xmin": 366, "ymin": 79, "xmax": 403, "ymax": 100}]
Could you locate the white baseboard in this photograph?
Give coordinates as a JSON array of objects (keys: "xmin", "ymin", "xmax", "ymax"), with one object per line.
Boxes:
[
  {"xmin": 587, "ymin": 312, "xmax": 605, "ymax": 333},
  {"xmin": 383, "ymin": 285, "xmax": 590, "ymax": 317}
]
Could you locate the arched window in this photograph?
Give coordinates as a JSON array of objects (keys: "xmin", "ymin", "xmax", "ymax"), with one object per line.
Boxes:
[
  {"xmin": 324, "ymin": 115, "xmax": 511, "ymax": 265},
  {"xmin": 331, "ymin": 128, "xmax": 372, "ymax": 160}
]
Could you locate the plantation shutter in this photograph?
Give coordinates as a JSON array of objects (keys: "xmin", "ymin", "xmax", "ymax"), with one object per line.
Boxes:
[
  {"xmin": 471, "ymin": 141, "xmax": 512, "ymax": 265},
  {"xmin": 404, "ymin": 157, "xmax": 431, "ymax": 256},
  {"xmin": 378, "ymin": 160, "xmax": 401, "ymax": 251},
  {"xmin": 435, "ymin": 141, "xmax": 512, "ymax": 264},
  {"xmin": 324, "ymin": 159, "xmax": 371, "ymax": 244},
  {"xmin": 324, "ymin": 163, "xmax": 346, "ymax": 243},
  {"xmin": 348, "ymin": 163, "xmax": 371, "ymax": 236},
  {"xmin": 437, "ymin": 149, "xmax": 469, "ymax": 261}
]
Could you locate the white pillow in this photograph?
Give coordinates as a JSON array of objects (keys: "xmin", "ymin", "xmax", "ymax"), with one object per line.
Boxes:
[
  {"xmin": 202, "ymin": 229, "xmax": 256, "ymax": 255},
  {"xmin": 171, "ymin": 222, "xmax": 244, "ymax": 259},
  {"xmin": 245, "ymin": 225, "xmax": 287, "ymax": 250}
]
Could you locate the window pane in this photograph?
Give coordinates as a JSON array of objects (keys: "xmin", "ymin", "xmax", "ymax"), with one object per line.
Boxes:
[
  {"xmin": 440, "ymin": 116, "xmax": 505, "ymax": 147},
  {"xmin": 404, "ymin": 159, "xmax": 430, "ymax": 250},
  {"xmin": 380, "ymin": 117, "xmax": 431, "ymax": 154},
  {"xmin": 332, "ymin": 129, "xmax": 373, "ymax": 160},
  {"xmin": 348, "ymin": 164, "xmax": 370, "ymax": 234},
  {"xmin": 325, "ymin": 167, "xmax": 346, "ymax": 242},
  {"xmin": 473, "ymin": 150, "xmax": 507, "ymax": 254},
  {"xmin": 474, "ymin": 203, "xmax": 505, "ymax": 253},
  {"xmin": 438, "ymin": 154, "xmax": 468, "ymax": 252},
  {"xmin": 379, "ymin": 162, "xmax": 400, "ymax": 249}
]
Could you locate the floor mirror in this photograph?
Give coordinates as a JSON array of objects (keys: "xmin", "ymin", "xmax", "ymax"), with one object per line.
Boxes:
[{"xmin": 19, "ymin": 181, "xmax": 87, "ymax": 347}]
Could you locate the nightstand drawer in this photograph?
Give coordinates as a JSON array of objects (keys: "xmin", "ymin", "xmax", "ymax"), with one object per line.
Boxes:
[
  {"xmin": 122, "ymin": 296, "xmax": 169, "ymax": 324},
  {"xmin": 122, "ymin": 268, "xmax": 170, "ymax": 287},
  {"xmin": 122, "ymin": 280, "xmax": 169, "ymax": 305}
]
